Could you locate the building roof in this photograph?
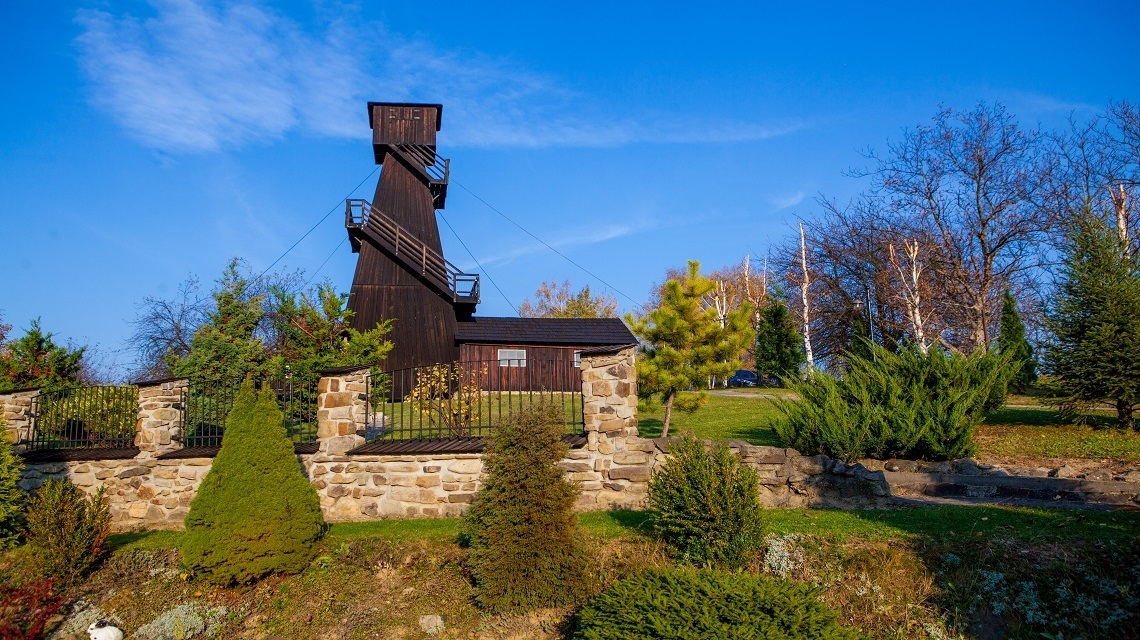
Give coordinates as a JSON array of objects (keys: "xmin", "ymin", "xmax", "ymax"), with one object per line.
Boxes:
[{"xmin": 455, "ymin": 316, "xmax": 636, "ymax": 346}]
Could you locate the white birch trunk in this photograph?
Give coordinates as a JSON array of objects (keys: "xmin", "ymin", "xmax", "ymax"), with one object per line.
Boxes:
[{"xmin": 799, "ymin": 224, "xmax": 815, "ymax": 371}]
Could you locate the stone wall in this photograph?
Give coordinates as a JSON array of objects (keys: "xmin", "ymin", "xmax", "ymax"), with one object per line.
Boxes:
[
  {"xmin": 2, "ymin": 389, "xmax": 37, "ymax": 450},
  {"xmin": 136, "ymin": 380, "xmax": 186, "ymax": 457},
  {"xmin": 11, "ymin": 354, "xmax": 1135, "ymax": 531},
  {"xmin": 20, "ymin": 457, "xmax": 212, "ymax": 527}
]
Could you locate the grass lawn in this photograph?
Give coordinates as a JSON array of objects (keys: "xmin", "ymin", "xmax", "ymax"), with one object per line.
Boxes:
[
  {"xmin": 635, "ymin": 390, "xmax": 1140, "ymax": 463},
  {"xmin": 637, "ymin": 393, "xmax": 784, "ymax": 444}
]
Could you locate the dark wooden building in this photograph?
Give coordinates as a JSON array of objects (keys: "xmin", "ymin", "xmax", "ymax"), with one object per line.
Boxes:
[{"xmin": 346, "ymin": 101, "xmax": 635, "ymax": 378}]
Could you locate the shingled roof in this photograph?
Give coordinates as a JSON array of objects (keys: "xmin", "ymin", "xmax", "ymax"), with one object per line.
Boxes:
[{"xmin": 455, "ymin": 316, "xmax": 635, "ymax": 346}]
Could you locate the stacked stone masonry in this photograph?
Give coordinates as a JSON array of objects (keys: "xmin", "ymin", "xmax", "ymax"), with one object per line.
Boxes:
[
  {"xmin": 8, "ymin": 351, "xmax": 1139, "ymax": 531},
  {"xmin": 3, "ymin": 389, "xmax": 37, "ymax": 450}
]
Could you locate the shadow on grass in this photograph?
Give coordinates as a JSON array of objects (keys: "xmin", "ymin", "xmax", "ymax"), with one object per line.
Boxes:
[
  {"xmin": 986, "ymin": 406, "xmax": 1118, "ymax": 429},
  {"xmin": 579, "ymin": 510, "xmax": 654, "ymax": 539},
  {"xmin": 108, "ymin": 529, "xmax": 184, "ymax": 552}
]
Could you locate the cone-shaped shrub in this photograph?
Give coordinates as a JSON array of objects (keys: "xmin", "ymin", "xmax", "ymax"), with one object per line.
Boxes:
[
  {"xmin": 574, "ymin": 567, "xmax": 863, "ymax": 640},
  {"xmin": 461, "ymin": 401, "xmax": 590, "ymax": 612},
  {"xmin": 181, "ymin": 379, "xmax": 324, "ymax": 585}
]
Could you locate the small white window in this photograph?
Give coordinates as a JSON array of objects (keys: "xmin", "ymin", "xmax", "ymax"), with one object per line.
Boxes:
[
  {"xmin": 498, "ymin": 348, "xmax": 526, "ymax": 367},
  {"xmin": 573, "ymin": 351, "xmax": 582, "ymax": 368}
]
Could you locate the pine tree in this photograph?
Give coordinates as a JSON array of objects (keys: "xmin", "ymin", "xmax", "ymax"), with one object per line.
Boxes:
[
  {"xmin": 461, "ymin": 401, "xmax": 589, "ymax": 612},
  {"xmin": 997, "ymin": 290, "xmax": 1036, "ymax": 393},
  {"xmin": 627, "ymin": 262, "xmax": 755, "ymax": 436},
  {"xmin": 754, "ymin": 293, "xmax": 805, "ymax": 383},
  {"xmin": 181, "ymin": 379, "xmax": 325, "ymax": 584},
  {"xmin": 1044, "ymin": 215, "xmax": 1140, "ymax": 430}
]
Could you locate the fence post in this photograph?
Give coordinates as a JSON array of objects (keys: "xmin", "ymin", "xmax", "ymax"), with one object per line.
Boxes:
[
  {"xmin": 136, "ymin": 379, "xmax": 188, "ymax": 457},
  {"xmin": 581, "ymin": 346, "xmax": 639, "ymax": 451},
  {"xmin": 1, "ymin": 389, "xmax": 39, "ymax": 454},
  {"xmin": 317, "ymin": 366, "xmax": 371, "ymax": 456}
]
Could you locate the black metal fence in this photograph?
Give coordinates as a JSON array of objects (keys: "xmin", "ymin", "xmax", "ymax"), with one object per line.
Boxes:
[
  {"xmin": 365, "ymin": 359, "xmax": 584, "ymax": 442},
  {"xmin": 27, "ymin": 385, "xmax": 139, "ymax": 452},
  {"xmin": 183, "ymin": 376, "xmax": 319, "ymax": 448}
]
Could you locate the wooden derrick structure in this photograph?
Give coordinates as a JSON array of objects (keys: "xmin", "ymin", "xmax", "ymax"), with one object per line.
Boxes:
[
  {"xmin": 347, "ymin": 102, "xmax": 478, "ymax": 372},
  {"xmin": 346, "ymin": 101, "xmax": 636, "ymax": 380}
]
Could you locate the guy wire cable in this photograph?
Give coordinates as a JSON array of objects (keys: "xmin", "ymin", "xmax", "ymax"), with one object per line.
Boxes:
[
  {"xmin": 437, "ymin": 209, "xmax": 519, "ymax": 315},
  {"xmin": 452, "ymin": 179, "xmax": 641, "ymax": 308},
  {"xmin": 258, "ymin": 166, "xmax": 381, "ymax": 281}
]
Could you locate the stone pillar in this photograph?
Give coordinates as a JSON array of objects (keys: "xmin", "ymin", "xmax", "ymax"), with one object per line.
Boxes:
[
  {"xmin": 581, "ymin": 346, "xmax": 638, "ymax": 439},
  {"xmin": 317, "ymin": 366, "xmax": 370, "ymax": 455},
  {"xmin": 1, "ymin": 389, "xmax": 39, "ymax": 453},
  {"xmin": 136, "ymin": 379, "xmax": 188, "ymax": 457}
]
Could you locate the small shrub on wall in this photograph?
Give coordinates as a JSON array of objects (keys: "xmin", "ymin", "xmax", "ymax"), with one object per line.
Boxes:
[
  {"xmin": 0, "ymin": 419, "xmax": 25, "ymax": 548},
  {"xmin": 648, "ymin": 434, "xmax": 764, "ymax": 568},
  {"xmin": 774, "ymin": 342, "xmax": 1015, "ymax": 461},
  {"xmin": 181, "ymin": 379, "xmax": 324, "ymax": 585},
  {"xmin": 24, "ymin": 479, "xmax": 111, "ymax": 581},
  {"xmin": 573, "ymin": 567, "xmax": 863, "ymax": 640},
  {"xmin": 461, "ymin": 401, "xmax": 590, "ymax": 612}
]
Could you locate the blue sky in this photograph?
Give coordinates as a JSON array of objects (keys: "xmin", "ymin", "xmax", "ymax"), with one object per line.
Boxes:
[{"xmin": 2, "ymin": 1, "xmax": 1138, "ymax": 375}]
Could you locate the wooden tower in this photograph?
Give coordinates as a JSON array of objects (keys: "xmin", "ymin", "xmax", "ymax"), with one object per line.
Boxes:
[{"xmin": 346, "ymin": 102, "xmax": 480, "ymax": 372}]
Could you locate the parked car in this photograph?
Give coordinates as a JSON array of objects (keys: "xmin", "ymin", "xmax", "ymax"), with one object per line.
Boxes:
[{"xmin": 727, "ymin": 369, "xmax": 759, "ymax": 388}]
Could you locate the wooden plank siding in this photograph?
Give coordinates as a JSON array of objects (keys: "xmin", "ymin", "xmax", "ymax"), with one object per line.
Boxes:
[
  {"xmin": 370, "ymin": 103, "xmax": 440, "ymax": 163},
  {"xmin": 349, "ymin": 112, "xmax": 458, "ymax": 372},
  {"xmin": 459, "ymin": 344, "xmax": 581, "ymax": 392}
]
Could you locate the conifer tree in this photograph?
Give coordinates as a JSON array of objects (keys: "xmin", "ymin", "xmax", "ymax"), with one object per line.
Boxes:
[
  {"xmin": 754, "ymin": 293, "xmax": 805, "ymax": 383},
  {"xmin": 0, "ymin": 419, "xmax": 24, "ymax": 548},
  {"xmin": 461, "ymin": 401, "xmax": 589, "ymax": 612},
  {"xmin": 627, "ymin": 261, "xmax": 755, "ymax": 436},
  {"xmin": 181, "ymin": 379, "xmax": 325, "ymax": 584},
  {"xmin": 997, "ymin": 290, "xmax": 1036, "ymax": 393},
  {"xmin": 171, "ymin": 261, "xmax": 267, "ymax": 387},
  {"xmin": 1044, "ymin": 215, "xmax": 1140, "ymax": 430},
  {"xmin": 0, "ymin": 319, "xmax": 85, "ymax": 392}
]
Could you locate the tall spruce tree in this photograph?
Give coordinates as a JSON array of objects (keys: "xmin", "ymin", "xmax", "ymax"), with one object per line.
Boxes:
[
  {"xmin": 1044, "ymin": 215, "xmax": 1140, "ymax": 430},
  {"xmin": 627, "ymin": 261, "xmax": 755, "ymax": 436},
  {"xmin": 171, "ymin": 261, "xmax": 267, "ymax": 387},
  {"xmin": 754, "ymin": 293, "xmax": 805, "ymax": 383},
  {"xmin": 181, "ymin": 379, "xmax": 325, "ymax": 584},
  {"xmin": 997, "ymin": 290, "xmax": 1037, "ymax": 393}
]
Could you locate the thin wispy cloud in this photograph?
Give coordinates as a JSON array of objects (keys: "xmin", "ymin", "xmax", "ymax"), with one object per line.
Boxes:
[
  {"xmin": 455, "ymin": 222, "xmax": 648, "ymax": 271},
  {"xmin": 75, "ymin": 0, "xmax": 809, "ymax": 153},
  {"xmin": 771, "ymin": 191, "xmax": 805, "ymax": 210}
]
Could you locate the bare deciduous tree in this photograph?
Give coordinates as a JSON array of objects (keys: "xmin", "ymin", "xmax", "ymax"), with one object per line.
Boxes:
[{"xmin": 859, "ymin": 102, "xmax": 1051, "ymax": 352}]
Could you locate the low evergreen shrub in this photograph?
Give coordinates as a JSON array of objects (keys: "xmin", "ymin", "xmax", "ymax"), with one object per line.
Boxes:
[
  {"xmin": 649, "ymin": 433, "xmax": 763, "ymax": 568},
  {"xmin": 573, "ymin": 567, "xmax": 863, "ymax": 640},
  {"xmin": 181, "ymin": 379, "xmax": 324, "ymax": 585},
  {"xmin": 774, "ymin": 342, "xmax": 1015, "ymax": 461},
  {"xmin": 23, "ymin": 479, "xmax": 111, "ymax": 581},
  {"xmin": 461, "ymin": 401, "xmax": 590, "ymax": 612},
  {"xmin": 0, "ymin": 419, "xmax": 25, "ymax": 548}
]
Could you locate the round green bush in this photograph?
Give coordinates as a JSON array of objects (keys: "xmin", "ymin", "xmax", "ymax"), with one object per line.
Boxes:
[
  {"xmin": 649, "ymin": 434, "xmax": 764, "ymax": 567},
  {"xmin": 181, "ymin": 379, "xmax": 324, "ymax": 585},
  {"xmin": 574, "ymin": 567, "xmax": 863, "ymax": 640}
]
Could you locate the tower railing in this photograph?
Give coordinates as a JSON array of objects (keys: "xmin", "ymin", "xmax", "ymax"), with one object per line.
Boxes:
[{"xmin": 345, "ymin": 199, "xmax": 479, "ymax": 305}]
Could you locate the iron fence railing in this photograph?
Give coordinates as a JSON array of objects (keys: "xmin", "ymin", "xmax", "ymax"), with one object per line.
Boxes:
[
  {"xmin": 365, "ymin": 359, "xmax": 584, "ymax": 442},
  {"xmin": 182, "ymin": 375, "xmax": 319, "ymax": 448},
  {"xmin": 27, "ymin": 385, "xmax": 139, "ymax": 451}
]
